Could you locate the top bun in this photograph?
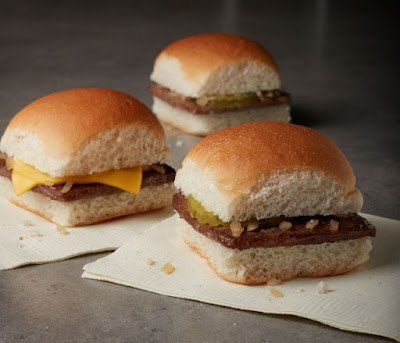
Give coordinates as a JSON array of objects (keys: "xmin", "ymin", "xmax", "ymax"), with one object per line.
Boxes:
[
  {"xmin": 150, "ymin": 33, "xmax": 282, "ymax": 97},
  {"xmin": 1, "ymin": 88, "xmax": 168, "ymax": 177},
  {"xmin": 175, "ymin": 122, "xmax": 363, "ymax": 222}
]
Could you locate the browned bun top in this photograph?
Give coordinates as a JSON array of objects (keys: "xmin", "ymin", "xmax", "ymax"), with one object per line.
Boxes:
[
  {"xmin": 185, "ymin": 122, "xmax": 356, "ymax": 194},
  {"xmin": 6, "ymin": 88, "xmax": 165, "ymax": 152},
  {"xmin": 157, "ymin": 33, "xmax": 279, "ymax": 79}
]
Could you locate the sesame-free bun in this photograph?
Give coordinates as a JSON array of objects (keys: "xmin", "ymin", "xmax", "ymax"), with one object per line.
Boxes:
[
  {"xmin": 179, "ymin": 217, "xmax": 372, "ymax": 285},
  {"xmin": 0, "ymin": 176, "xmax": 175, "ymax": 227},
  {"xmin": 152, "ymin": 97, "xmax": 290, "ymax": 136},
  {"xmin": 150, "ymin": 33, "xmax": 282, "ymax": 97},
  {"xmin": 1, "ymin": 88, "xmax": 168, "ymax": 177},
  {"xmin": 175, "ymin": 122, "xmax": 363, "ymax": 222}
]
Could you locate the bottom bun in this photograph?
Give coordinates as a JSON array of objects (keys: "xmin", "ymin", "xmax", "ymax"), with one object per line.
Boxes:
[
  {"xmin": 0, "ymin": 177, "xmax": 175, "ymax": 227},
  {"xmin": 152, "ymin": 97, "xmax": 290, "ymax": 136},
  {"xmin": 178, "ymin": 217, "xmax": 372, "ymax": 285}
]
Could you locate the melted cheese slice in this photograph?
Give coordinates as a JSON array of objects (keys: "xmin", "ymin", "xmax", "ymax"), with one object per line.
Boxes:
[{"xmin": 11, "ymin": 160, "xmax": 142, "ymax": 196}]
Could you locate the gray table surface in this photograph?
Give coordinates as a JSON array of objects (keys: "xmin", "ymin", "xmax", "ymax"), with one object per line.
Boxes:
[{"xmin": 0, "ymin": 1, "xmax": 399, "ymax": 342}]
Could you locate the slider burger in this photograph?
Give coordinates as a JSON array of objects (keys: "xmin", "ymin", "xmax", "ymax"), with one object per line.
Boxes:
[
  {"xmin": 0, "ymin": 88, "xmax": 176, "ymax": 227},
  {"xmin": 150, "ymin": 33, "xmax": 291, "ymax": 136},
  {"xmin": 173, "ymin": 122, "xmax": 376, "ymax": 284}
]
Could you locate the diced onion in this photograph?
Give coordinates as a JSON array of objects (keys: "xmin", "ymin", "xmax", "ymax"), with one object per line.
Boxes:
[
  {"xmin": 60, "ymin": 181, "xmax": 74, "ymax": 193},
  {"xmin": 230, "ymin": 221, "xmax": 244, "ymax": 237},
  {"xmin": 305, "ymin": 219, "xmax": 319, "ymax": 230},
  {"xmin": 151, "ymin": 165, "xmax": 165, "ymax": 174},
  {"xmin": 329, "ymin": 219, "xmax": 339, "ymax": 232},
  {"xmin": 5, "ymin": 157, "xmax": 14, "ymax": 170},
  {"xmin": 246, "ymin": 222, "xmax": 259, "ymax": 232}
]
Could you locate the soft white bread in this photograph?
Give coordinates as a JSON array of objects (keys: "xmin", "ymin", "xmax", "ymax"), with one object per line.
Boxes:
[
  {"xmin": 179, "ymin": 217, "xmax": 372, "ymax": 285},
  {"xmin": 0, "ymin": 88, "xmax": 168, "ymax": 177},
  {"xmin": 175, "ymin": 122, "xmax": 363, "ymax": 222},
  {"xmin": 0, "ymin": 176, "xmax": 175, "ymax": 227},
  {"xmin": 150, "ymin": 33, "xmax": 282, "ymax": 97},
  {"xmin": 152, "ymin": 97, "xmax": 290, "ymax": 136}
]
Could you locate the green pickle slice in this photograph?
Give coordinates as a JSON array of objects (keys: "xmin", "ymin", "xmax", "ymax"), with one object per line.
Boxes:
[
  {"xmin": 196, "ymin": 92, "xmax": 260, "ymax": 109},
  {"xmin": 187, "ymin": 195, "xmax": 229, "ymax": 227},
  {"xmin": 187, "ymin": 195, "xmax": 284, "ymax": 229}
]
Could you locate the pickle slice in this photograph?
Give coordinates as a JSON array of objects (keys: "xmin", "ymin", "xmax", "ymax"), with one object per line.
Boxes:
[
  {"xmin": 187, "ymin": 195, "xmax": 229, "ymax": 226},
  {"xmin": 196, "ymin": 92, "xmax": 260, "ymax": 109},
  {"xmin": 186, "ymin": 195, "xmax": 283, "ymax": 229}
]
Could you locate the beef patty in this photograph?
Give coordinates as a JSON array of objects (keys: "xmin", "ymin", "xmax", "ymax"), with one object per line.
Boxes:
[
  {"xmin": 150, "ymin": 83, "xmax": 291, "ymax": 115},
  {"xmin": 173, "ymin": 193, "xmax": 376, "ymax": 250},
  {"xmin": 0, "ymin": 158, "xmax": 175, "ymax": 202}
]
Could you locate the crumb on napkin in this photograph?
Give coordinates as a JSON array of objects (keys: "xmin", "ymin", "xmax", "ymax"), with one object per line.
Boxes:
[
  {"xmin": 29, "ymin": 231, "xmax": 43, "ymax": 237},
  {"xmin": 162, "ymin": 262, "xmax": 175, "ymax": 275},
  {"xmin": 146, "ymin": 258, "xmax": 156, "ymax": 266},
  {"xmin": 270, "ymin": 287, "xmax": 284, "ymax": 298},
  {"xmin": 164, "ymin": 124, "xmax": 179, "ymax": 137},
  {"xmin": 317, "ymin": 281, "xmax": 330, "ymax": 294},
  {"xmin": 57, "ymin": 225, "xmax": 69, "ymax": 235}
]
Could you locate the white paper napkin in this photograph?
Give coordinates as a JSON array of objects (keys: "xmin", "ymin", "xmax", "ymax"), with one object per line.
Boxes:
[
  {"xmin": 82, "ymin": 213, "xmax": 400, "ymax": 341},
  {"xmin": 0, "ymin": 198, "xmax": 174, "ymax": 270}
]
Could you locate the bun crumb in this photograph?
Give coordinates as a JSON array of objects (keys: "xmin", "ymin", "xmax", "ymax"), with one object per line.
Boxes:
[
  {"xmin": 57, "ymin": 225, "xmax": 68, "ymax": 235},
  {"xmin": 146, "ymin": 258, "xmax": 156, "ymax": 266},
  {"xmin": 270, "ymin": 287, "xmax": 284, "ymax": 298},
  {"xmin": 29, "ymin": 231, "xmax": 43, "ymax": 237},
  {"xmin": 317, "ymin": 281, "xmax": 330, "ymax": 294},
  {"xmin": 162, "ymin": 262, "xmax": 175, "ymax": 275}
]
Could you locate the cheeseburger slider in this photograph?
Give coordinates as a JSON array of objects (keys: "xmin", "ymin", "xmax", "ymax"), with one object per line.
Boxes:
[
  {"xmin": 173, "ymin": 122, "xmax": 376, "ymax": 284},
  {"xmin": 0, "ymin": 88, "xmax": 176, "ymax": 227},
  {"xmin": 150, "ymin": 33, "xmax": 291, "ymax": 136}
]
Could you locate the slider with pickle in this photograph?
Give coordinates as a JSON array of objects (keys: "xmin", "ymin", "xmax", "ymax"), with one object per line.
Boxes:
[
  {"xmin": 173, "ymin": 122, "xmax": 375, "ymax": 284},
  {"xmin": 150, "ymin": 33, "xmax": 291, "ymax": 135}
]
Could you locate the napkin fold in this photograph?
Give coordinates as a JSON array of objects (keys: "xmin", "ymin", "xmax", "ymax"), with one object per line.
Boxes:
[
  {"xmin": 83, "ymin": 213, "xmax": 400, "ymax": 342},
  {"xmin": 0, "ymin": 198, "xmax": 173, "ymax": 270}
]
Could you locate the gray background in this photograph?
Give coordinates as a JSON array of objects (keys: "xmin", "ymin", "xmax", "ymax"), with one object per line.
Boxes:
[{"xmin": 0, "ymin": 0, "xmax": 399, "ymax": 342}]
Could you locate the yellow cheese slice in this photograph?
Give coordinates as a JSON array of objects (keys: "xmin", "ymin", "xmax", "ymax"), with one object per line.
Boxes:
[{"xmin": 11, "ymin": 160, "xmax": 142, "ymax": 196}]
